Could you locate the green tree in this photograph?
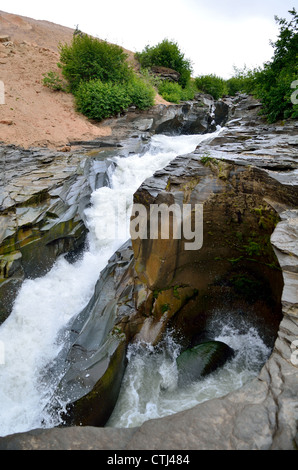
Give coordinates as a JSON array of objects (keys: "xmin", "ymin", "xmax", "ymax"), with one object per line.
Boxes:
[
  {"xmin": 126, "ymin": 76, "xmax": 155, "ymax": 110},
  {"xmin": 248, "ymin": 9, "xmax": 298, "ymax": 122},
  {"xmin": 136, "ymin": 39, "xmax": 193, "ymax": 88},
  {"xmin": 271, "ymin": 8, "xmax": 298, "ymax": 71},
  {"xmin": 157, "ymin": 81, "xmax": 183, "ymax": 103},
  {"xmin": 44, "ymin": 30, "xmax": 156, "ymax": 121}
]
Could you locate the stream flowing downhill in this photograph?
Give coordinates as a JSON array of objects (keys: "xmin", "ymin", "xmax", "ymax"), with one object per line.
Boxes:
[{"xmin": 0, "ymin": 128, "xmax": 272, "ymax": 437}]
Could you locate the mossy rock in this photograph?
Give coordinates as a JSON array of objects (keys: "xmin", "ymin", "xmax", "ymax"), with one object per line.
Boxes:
[{"xmin": 176, "ymin": 340, "xmax": 234, "ymax": 386}]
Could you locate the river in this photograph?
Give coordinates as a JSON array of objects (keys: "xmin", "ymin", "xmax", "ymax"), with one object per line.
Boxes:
[{"xmin": 0, "ymin": 128, "xmax": 271, "ymax": 437}]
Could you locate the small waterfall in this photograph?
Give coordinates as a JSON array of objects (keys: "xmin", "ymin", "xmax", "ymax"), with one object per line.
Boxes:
[{"xmin": 0, "ymin": 130, "xmax": 222, "ymax": 437}]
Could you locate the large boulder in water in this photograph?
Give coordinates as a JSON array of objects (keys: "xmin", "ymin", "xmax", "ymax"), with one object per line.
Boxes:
[{"xmin": 176, "ymin": 340, "xmax": 234, "ymax": 386}]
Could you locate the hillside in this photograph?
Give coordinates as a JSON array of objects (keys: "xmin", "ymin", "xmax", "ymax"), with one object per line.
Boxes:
[{"xmin": 0, "ymin": 11, "xmax": 165, "ymax": 149}]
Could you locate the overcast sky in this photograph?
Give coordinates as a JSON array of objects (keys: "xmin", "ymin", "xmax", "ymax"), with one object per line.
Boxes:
[{"xmin": 3, "ymin": 0, "xmax": 295, "ymax": 78}]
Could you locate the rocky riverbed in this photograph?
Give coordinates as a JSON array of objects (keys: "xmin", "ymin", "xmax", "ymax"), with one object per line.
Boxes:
[{"xmin": 0, "ymin": 94, "xmax": 297, "ymax": 450}]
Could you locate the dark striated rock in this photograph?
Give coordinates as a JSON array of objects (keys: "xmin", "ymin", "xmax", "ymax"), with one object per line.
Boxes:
[
  {"xmin": 0, "ymin": 94, "xmax": 297, "ymax": 450},
  {"xmin": 0, "ymin": 97, "xmax": 227, "ymax": 322},
  {"xmin": 46, "ymin": 239, "xmax": 139, "ymax": 428},
  {"xmin": 61, "ymin": 337, "xmax": 127, "ymax": 427},
  {"xmin": 106, "ymin": 94, "xmax": 229, "ymax": 139},
  {"xmin": 150, "ymin": 66, "xmax": 180, "ymax": 82},
  {"xmin": 0, "ymin": 145, "xmax": 118, "ymax": 322},
  {"xmin": 214, "ymin": 100, "xmax": 230, "ymax": 126}
]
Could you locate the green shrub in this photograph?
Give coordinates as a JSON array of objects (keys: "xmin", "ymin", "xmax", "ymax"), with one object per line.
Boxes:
[
  {"xmin": 252, "ymin": 9, "xmax": 298, "ymax": 122},
  {"xmin": 75, "ymin": 80, "xmax": 132, "ymax": 120},
  {"xmin": 75, "ymin": 76, "xmax": 154, "ymax": 121},
  {"xmin": 42, "ymin": 71, "xmax": 68, "ymax": 91},
  {"xmin": 180, "ymin": 80, "xmax": 198, "ymax": 100},
  {"xmin": 225, "ymin": 66, "xmax": 258, "ymax": 96},
  {"xmin": 253, "ymin": 65, "xmax": 298, "ymax": 123},
  {"xmin": 225, "ymin": 77, "xmax": 242, "ymax": 96},
  {"xmin": 158, "ymin": 81, "xmax": 183, "ymax": 103},
  {"xmin": 157, "ymin": 79, "xmax": 198, "ymax": 103},
  {"xmin": 195, "ymin": 74, "xmax": 228, "ymax": 100},
  {"xmin": 139, "ymin": 67, "xmax": 162, "ymax": 89},
  {"xmin": 136, "ymin": 39, "xmax": 192, "ymax": 88},
  {"xmin": 58, "ymin": 33, "xmax": 132, "ymax": 92},
  {"xmin": 228, "ymin": 9, "xmax": 298, "ymax": 123},
  {"xmin": 126, "ymin": 76, "xmax": 155, "ymax": 109}
]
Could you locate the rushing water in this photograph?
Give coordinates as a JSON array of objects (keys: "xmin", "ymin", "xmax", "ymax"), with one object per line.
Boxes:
[
  {"xmin": 106, "ymin": 317, "xmax": 271, "ymax": 428},
  {"xmin": 0, "ymin": 130, "xmax": 224, "ymax": 437}
]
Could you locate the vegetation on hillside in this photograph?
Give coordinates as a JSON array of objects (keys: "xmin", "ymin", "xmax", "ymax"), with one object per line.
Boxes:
[
  {"xmin": 194, "ymin": 74, "xmax": 228, "ymax": 100},
  {"xmin": 43, "ymin": 30, "xmax": 155, "ymax": 121},
  {"xmin": 135, "ymin": 9, "xmax": 297, "ymax": 123},
  {"xmin": 135, "ymin": 39, "xmax": 193, "ymax": 88},
  {"xmin": 224, "ymin": 8, "xmax": 298, "ymax": 122},
  {"xmin": 43, "ymin": 9, "xmax": 297, "ymax": 124},
  {"xmin": 58, "ymin": 33, "xmax": 133, "ymax": 93}
]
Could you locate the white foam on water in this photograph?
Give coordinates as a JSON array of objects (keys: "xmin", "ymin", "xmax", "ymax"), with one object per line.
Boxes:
[
  {"xmin": 106, "ymin": 322, "xmax": 272, "ymax": 429},
  {"xmin": 0, "ymin": 130, "xmax": 220, "ymax": 437}
]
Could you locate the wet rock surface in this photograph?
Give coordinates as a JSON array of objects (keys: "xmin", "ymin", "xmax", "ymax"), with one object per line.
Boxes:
[
  {"xmin": 0, "ymin": 138, "xmax": 147, "ymax": 322},
  {"xmin": 0, "ymin": 144, "xmax": 116, "ymax": 322},
  {"xmin": 0, "ymin": 95, "xmax": 297, "ymax": 449},
  {"xmin": 96, "ymin": 93, "xmax": 229, "ymax": 143},
  {"xmin": 131, "ymin": 154, "xmax": 294, "ymax": 349},
  {"xmin": 48, "ymin": 240, "xmax": 137, "ymax": 428},
  {"xmin": 201, "ymin": 94, "xmax": 298, "ymax": 176},
  {"xmin": 176, "ymin": 341, "xmax": 235, "ymax": 386},
  {"xmin": 0, "ymin": 96, "xmax": 225, "ymax": 322}
]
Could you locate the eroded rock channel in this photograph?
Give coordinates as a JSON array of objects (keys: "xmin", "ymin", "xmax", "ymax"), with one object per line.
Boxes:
[{"xmin": 0, "ymin": 94, "xmax": 297, "ymax": 450}]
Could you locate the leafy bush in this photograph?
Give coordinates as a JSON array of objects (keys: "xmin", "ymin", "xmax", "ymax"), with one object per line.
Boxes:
[
  {"xmin": 126, "ymin": 76, "xmax": 155, "ymax": 109},
  {"xmin": 180, "ymin": 80, "xmax": 198, "ymax": 100},
  {"xmin": 75, "ymin": 76, "xmax": 155, "ymax": 121},
  {"xmin": 136, "ymin": 39, "xmax": 193, "ymax": 88},
  {"xmin": 157, "ymin": 81, "xmax": 183, "ymax": 103},
  {"xmin": 157, "ymin": 79, "xmax": 198, "ymax": 103},
  {"xmin": 139, "ymin": 67, "xmax": 162, "ymax": 89},
  {"xmin": 54, "ymin": 31, "xmax": 156, "ymax": 121},
  {"xmin": 225, "ymin": 77, "xmax": 242, "ymax": 96},
  {"xmin": 253, "ymin": 65, "xmax": 298, "ymax": 122},
  {"xmin": 58, "ymin": 33, "xmax": 133, "ymax": 92},
  {"xmin": 252, "ymin": 9, "xmax": 298, "ymax": 122},
  {"xmin": 225, "ymin": 66, "xmax": 260, "ymax": 96},
  {"xmin": 195, "ymin": 74, "xmax": 228, "ymax": 100},
  {"xmin": 228, "ymin": 9, "xmax": 298, "ymax": 122},
  {"xmin": 75, "ymin": 80, "xmax": 132, "ymax": 120},
  {"xmin": 42, "ymin": 71, "xmax": 68, "ymax": 91}
]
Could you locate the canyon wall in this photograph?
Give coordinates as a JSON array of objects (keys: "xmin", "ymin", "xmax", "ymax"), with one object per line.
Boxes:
[{"xmin": 0, "ymin": 95, "xmax": 297, "ymax": 449}]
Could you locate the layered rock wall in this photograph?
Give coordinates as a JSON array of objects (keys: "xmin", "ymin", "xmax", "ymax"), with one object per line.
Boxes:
[
  {"xmin": 0, "ymin": 145, "xmax": 116, "ymax": 322},
  {"xmin": 0, "ymin": 95, "xmax": 297, "ymax": 449},
  {"xmin": 0, "ymin": 96, "xmax": 227, "ymax": 322}
]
